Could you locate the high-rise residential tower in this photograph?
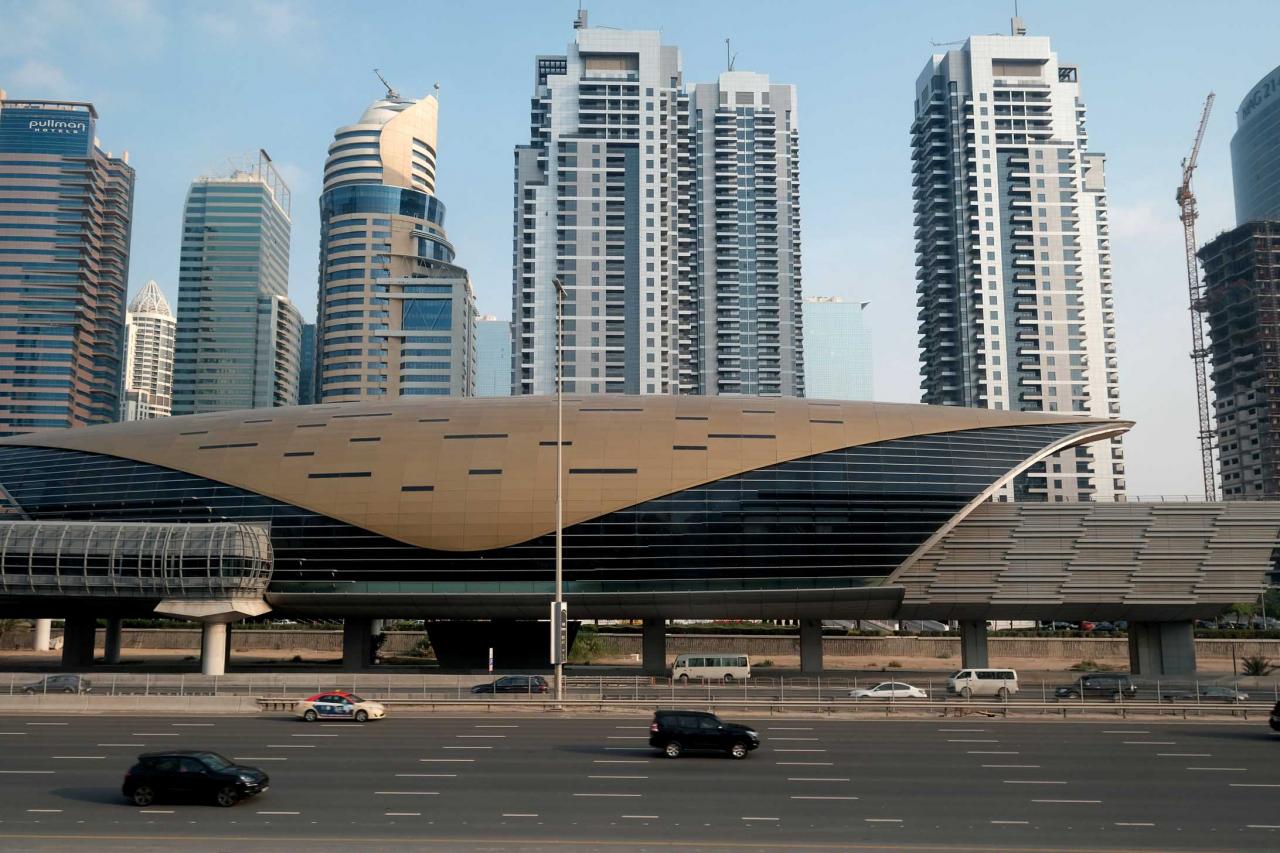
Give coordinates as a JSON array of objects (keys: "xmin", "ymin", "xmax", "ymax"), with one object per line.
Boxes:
[
  {"xmin": 172, "ymin": 151, "xmax": 299, "ymax": 414},
  {"xmin": 122, "ymin": 280, "xmax": 175, "ymax": 420},
  {"xmin": 513, "ymin": 13, "xmax": 804, "ymax": 397},
  {"xmin": 802, "ymin": 296, "xmax": 872, "ymax": 400},
  {"xmin": 316, "ymin": 88, "xmax": 476, "ymax": 400},
  {"xmin": 476, "ymin": 315, "xmax": 512, "ymax": 396},
  {"xmin": 298, "ymin": 323, "xmax": 316, "ymax": 405},
  {"xmin": 910, "ymin": 19, "xmax": 1124, "ymax": 501},
  {"xmin": 0, "ymin": 93, "xmax": 135, "ymax": 435},
  {"xmin": 688, "ymin": 72, "xmax": 803, "ymax": 396}
]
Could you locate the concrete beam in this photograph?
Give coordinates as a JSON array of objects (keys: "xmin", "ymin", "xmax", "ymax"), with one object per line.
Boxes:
[
  {"xmin": 1129, "ymin": 621, "xmax": 1196, "ymax": 676},
  {"xmin": 60, "ymin": 616, "xmax": 96, "ymax": 669},
  {"xmin": 103, "ymin": 618, "xmax": 122, "ymax": 665},
  {"xmin": 959, "ymin": 620, "xmax": 989, "ymax": 668},
  {"xmin": 799, "ymin": 619, "xmax": 823, "ymax": 674},
  {"xmin": 641, "ymin": 618, "xmax": 666, "ymax": 676}
]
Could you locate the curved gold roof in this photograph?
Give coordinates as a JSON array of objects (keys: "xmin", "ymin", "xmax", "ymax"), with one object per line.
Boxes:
[{"xmin": 0, "ymin": 397, "xmax": 1131, "ymax": 552}]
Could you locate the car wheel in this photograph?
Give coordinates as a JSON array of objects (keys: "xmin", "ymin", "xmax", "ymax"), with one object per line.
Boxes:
[
  {"xmin": 214, "ymin": 786, "xmax": 239, "ymax": 807},
  {"xmin": 62, "ymin": 687, "xmax": 75, "ymax": 694},
  {"xmin": 303, "ymin": 709, "xmax": 317, "ymax": 722},
  {"xmin": 724, "ymin": 673, "xmax": 735, "ymax": 684},
  {"xmin": 131, "ymin": 786, "xmax": 155, "ymax": 807},
  {"xmin": 664, "ymin": 741, "xmax": 683, "ymax": 759},
  {"xmin": 960, "ymin": 687, "xmax": 972, "ymax": 700},
  {"xmin": 729, "ymin": 741, "xmax": 748, "ymax": 760},
  {"xmin": 355, "ymin": 709, "xmax": 369, "ymax": 722},
  {"xmin": 996, "ymin": 687, "xmax": 1009, "ymax": 700},
  {"xmin": 678, "ymin": 674, "xmax": 689, "ymax": 684},
  {"xmin": 22, "ymin": 687, "xmax": 34, "ymax": 695}
]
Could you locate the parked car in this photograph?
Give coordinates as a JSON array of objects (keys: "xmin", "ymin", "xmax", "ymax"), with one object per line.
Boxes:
[
  {"xmin": 470, "ymin": 675, "xmax": 549, "ymax": 694},
  {"xmin": 1161, "ymin": 686, "xmax": 1249, "ymax": 703},
  {"xmin": 648, "ymin": 710, "xmax": 759, "ymax": 759},
  {"xmin": 122, "ymin": 751, "xmax": 268, "ymax": 807},
  {"xmin": 1090, "ymin": 622, "xmax": 1117, "ymax": 633},
  {"xmin": 848, "ymin": 682, "xmax": 928, "ymax": 700},
  {"xmin": 1270, "ymin": 700, "xmax": 1280, "ymax": 732},
  {"xmin": 22, "ymin": 674, "xmax": 91, "ymax": 694},
  {"xmin": 1055, "ymin": 674, "xmax": 1138, "ymax": 700},
  {"xmin": 294, "ymin": 691, "xmax": 386, "ymax": 722}
]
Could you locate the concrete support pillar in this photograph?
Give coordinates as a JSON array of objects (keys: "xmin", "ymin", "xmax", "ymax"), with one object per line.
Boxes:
[
  {"xmin": 641, "ymin": 618, "xmax": 666, "ymax": 676},
  {"xmin": 224, "ymin": 622, "xmax": 233, "ymax": 671},
  {"xmin": 960, "ymin": 620, "xmax": 989, "ymax": 669},
  {"xmin": 103, "ymin": 618, "xmax": 122, "ymax": 665},
  {"xmin": 32, "ymin": 618, "xmax": 52, "ymax": 652},
  {"xmin": 200, "ymin": 623, "xmax": 228, "ymax": 676},
  {"xmin": 60, "ymin": 616, "xmax": 96, "ymax": 669},
  {"xmin": 799, "ymin": 618, "xmax": 823, "ymax": 675},
  {"xmin": 343, "ymin": 617, "xmax": 377, "ymax": 671},
  {"xmin": 1128, "ymin": 621, "xmax": 1196, "ymax": 676}
]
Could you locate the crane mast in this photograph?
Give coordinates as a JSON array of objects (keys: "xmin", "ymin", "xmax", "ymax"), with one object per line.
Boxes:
[{"xmin": 1178, "ymin": 93, "xmax": 1216, "ymax": 500}]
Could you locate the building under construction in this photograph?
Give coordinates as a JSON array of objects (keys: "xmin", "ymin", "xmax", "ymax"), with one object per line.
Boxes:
[{"xmin": 1198, "ymin": 220, "xmax": 1280, "ymax": 498}]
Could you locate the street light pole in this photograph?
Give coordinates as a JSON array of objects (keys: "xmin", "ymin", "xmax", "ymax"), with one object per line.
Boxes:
[{"xmin": 553, "ymin": 276, "xmax": 566, "ymax": 706}]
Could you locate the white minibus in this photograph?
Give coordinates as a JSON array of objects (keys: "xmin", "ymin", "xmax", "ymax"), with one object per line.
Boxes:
[
  {"xmin": 671, "ymin": 653, "xmax": 751, "ymax": 683},
  {"xmin": 946, "ymin": 668, "xmax": 1019, "ymax": 699}
]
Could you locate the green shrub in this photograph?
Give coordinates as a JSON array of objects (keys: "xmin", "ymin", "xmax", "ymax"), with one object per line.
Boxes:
[
  {"xmin": 1240, "ymin": 655, "xmax": 1275, "ymax": 677},
  {"xmin": 1069, "ymin": 659, "xmax": 1118, "ymax": 672},
  {"xmin": 568, "ymin": 629, "xmax": 618, "ymax": 664},
  {"xmin": 756, "ymin": 658, "xmax": 775, "ymax": 668},
  {"xmin": 886, "ymin": 660, "xmax": 902, "ymax": 668}
]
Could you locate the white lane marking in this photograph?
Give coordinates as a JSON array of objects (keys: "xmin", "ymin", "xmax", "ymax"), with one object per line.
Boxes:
[
  {"xmin": 1123, "ymin": 741, "xmax": 1175, "ymax": 745},
  {"xmin": 603, "ymin": 747, "xmax": 650, "ymax": 751},
  {"xmin": 1158, "ymin": 753, "xmax": 1211, "ymax": 757},
  {"xmin": 787, "ymin": 777, "xmax": 850, "ymax": 782},
  {"xmin": 319, "ymin": 724, "xmax": 351, "ymax": 727},
  {"xmin": 588, "ymin": 775, "xmax": 648, "ymax": 780},
  {"xmin": 968, "ymin": 751, "xmax": 1018, "ymax": 755},
  {"xmin": 1231, "ymin": 784, "xmax": 1280, "ymax": 788},
  {"xmin": 27, "ymin": 809, "xmax": 62, "ymax": 813},
  {"xmin": 291, "ymin": 734, "xmax": 338, "ymax": 738},
  {"xmin": 605, "ymin": 736, "xmax": 647, "ymax": 740},
  {"xmin": 865, "ymin": 818, "xmax": 902, "ymax": 823},
  {"xmin": 1246, "ymin": 824, "xmax": 1280, "ymax": 829},
  {"xmin": 948, "ymin": 738, "xmax": 998, "ymax": 743},
  {"xmin": 396, "ymin": 773, "xmax": 457, "ymax": 778},
  {"xmin": 621, "ymin": 815, "xmax": 659, "ymax": 819},
  {"xmin": 594, "ymin": 760, "xmax": 648, "ymax": 764},
  {"xmin": 939, "ymin": 728, "xmax": 986, "ymax": 732},
  {"xmin": 769, "ymin": 727, "xmax": 814, "ymax": 731},
  {"xmin": 776, "ymin": 762, "xmax": 834, "ymax": 766},
  {"xmin": 0, "ymin": 770, "xmax": 54, "ymax": 774},
  {"xmin": 257, "ymin": 811, "xmax": 300, "ymax": 815},
  {"xmin": 52, "ymin": 755, "xmax": 105, "ymax": 759},
  {"xmin": 172, "ymin": 723, "xmax": 214, "ymax": 727},
  {"xmin": 386, "ymin": 812, "xmax": 421, "ymax": 817},
  {"xmin": 1116, "ymin": 822, "xmax": 1155, "ymax": 827},
  {"xmin": 771, "ymin": 737, "xmax": 819, "ymax": 742},
  {"xmin": 503, "ymin": 813, "xmax": 539, "ymax": 817},
  {"xmin": 443, "ymin": 746, "xmax": 492, "ymax": 750},
  {"xmin": 265, "ymin": 744, "xmax": 314, "ymax": 748},
  {"xmin": 1032, "ymin": 799, "xmax": 1102, "ymax": 804},
  {"xmin": 132, "ymin": 733, "xmax": 178, "ymax": 737},
  {"xmin": 420, "ymin": 759, "xmax": 475, "ymax": 763},
  {"xmin": 742, "ymin": 816, "xmax": 780, "ymax": 821},
  {"xmin": 1103, "ymin": 730, "xmax": 1149, "ymax": 734},
  {"xmin": 773, "ymin": 749, "xmax": 826, "ymax": 753},
  {"xmin": 573, "ymin": 793, "xmax": 642, "ymax": 798},
  {"xmin": 457, "ymin": 734, "xmax": 506, "ymax": 738},
  {"xmin": 139, "ymin": 810, "xmax": 174, "ymax": 814},
  {"xmin": 1004, "ymin": 780, "xmax": 1067, "ymax": 785},
  {"xmin": 476, "ymin": 725, "xmax": 519, "ymax": 728},
  {"xmin": 0, "ymin": 732, "xmax": 27, "ymax": 735},
  {"xmin": 1187, "ymin": 766, "xmax": 1246, "ymax": 771},
  {"xmin": 375, "ymin": 791, "xmax": 439, "ymax": 796},
  {"xmin": 26, "ymin": 722, "xmax": 68, "ymax": 726},
  {"xmin": 983, "ymin": 765, "xmax": 1040, "ymax": 769},
  {"xmin": 614, "ymin": 726, "xmax": 648, "ymax": 730},
  {"xmin": 791, "ymin": 795, "xmax": 858, "ymax": 801},
  {"xmin": 98, "ymin": 743, "xmax": 145, "ymax": 747},
  {"xmin": 991, "ymin": 820, "xmax": 1029, "ymax": 825}
]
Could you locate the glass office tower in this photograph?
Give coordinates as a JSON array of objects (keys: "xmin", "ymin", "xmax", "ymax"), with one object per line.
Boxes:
[
  {"xmin": 172, "ymin": 151, "xmax": 300, "ymax": 414},
  {"xmin": 1231, "ymin": 64, "xmax": 1280, "ymax": 224},
  {"xmin": 0, "ymin": 93, "xmax": 135, "ymax": 435},
  {"xmin": 802, "ymin": 297, "xmax": 872, "ymax": 400},
  {"xmin": 476, "ymin": 315, "xmax": 512, "ymax": 396}
]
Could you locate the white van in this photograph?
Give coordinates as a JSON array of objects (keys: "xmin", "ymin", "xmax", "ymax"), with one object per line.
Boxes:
[
  {"xmin": 947, "ymin": 668, "xmax": 1019, "ymax": 699},
  {"xmin": 671, "ymin": 654, "xmax": 751, "ymax": 683}
]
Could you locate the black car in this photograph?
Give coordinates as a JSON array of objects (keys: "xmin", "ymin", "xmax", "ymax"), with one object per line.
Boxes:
[
  {"xmin": 22, "ymin": 674, "xmax": 91, "ymax": 694},
  {"xmin": 471, "ymin": 675, "xmax": 549, "ymax": 694},
  {"xmin": 648, "ymin": 710, "xmax": 760, "ymax": 759},
  {"xmin": 122, "ymin": 751, "xmax": 268, "ymax": 807},
  {"xmin": 1055, "ymin": 674, "xmax": 1138, "ymax": 700},
  {"xmin": 1270, "ymin": 701, "xmax": 1280, "ymax": 733}
]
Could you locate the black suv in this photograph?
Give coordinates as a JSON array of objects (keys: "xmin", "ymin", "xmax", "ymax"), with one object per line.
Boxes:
[
  {"xmin": 470, "ymin": 675, "xmax": 549, "ymax": 694},
  {"xmin": 22, "ymin": 674, "xmax": 91, "ymax": 694},
  {"xmin": 1055, "ymin": 674, "xmax": 1138, "ymax": 700},
  {"xmin": 123, "ymin": 751, "xmax": 268, "ymax": 807},
  {"xmin": 648, "ymin": 710, "xmax": 760, "ymax": 759},
  {"xmin": 1270, "ymin": 700, "xmax": 1279, "ymax": 733}
]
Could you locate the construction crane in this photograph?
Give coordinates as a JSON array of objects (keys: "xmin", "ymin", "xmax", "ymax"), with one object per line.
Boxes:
[{"xmin": 1177, "ymin": 92, "xmax": 1216, "ymax": 500}]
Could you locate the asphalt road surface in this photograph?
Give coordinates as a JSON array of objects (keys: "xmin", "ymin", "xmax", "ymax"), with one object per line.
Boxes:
[{"xmin": 0, "ymin": 714, "xmax": 1276, "ymax": 851}]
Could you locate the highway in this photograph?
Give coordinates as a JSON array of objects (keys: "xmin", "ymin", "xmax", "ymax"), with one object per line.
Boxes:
[{"xmin": 0, "ymin": 714, "xmax": 1275, "ymax": 851}]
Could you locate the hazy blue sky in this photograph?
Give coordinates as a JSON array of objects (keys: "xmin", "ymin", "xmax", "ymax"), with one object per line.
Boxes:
[{"xmin": 2, "ymin": 0, "xmax": 1275, "ymax": 497}]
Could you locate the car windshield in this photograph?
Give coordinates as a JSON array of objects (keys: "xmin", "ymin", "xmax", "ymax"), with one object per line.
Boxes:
[
  {"xmin": 346, "ymin": 694, "xmax": 365, "ymax": 703},
  {"xmin": 198, "ymin": 752, "xmax": 232, "ymax": 771}
]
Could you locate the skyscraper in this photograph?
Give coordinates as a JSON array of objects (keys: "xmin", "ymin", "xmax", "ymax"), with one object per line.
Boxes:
[
  {"xmin": 298, "ymin": 323, "xmax": 316, "ymax": 405},
  {"xmin": 1230, "ymin": 63, "xmax": 1280, "ymax": 224},
  {"xmin": 910, "ymin": 18, "xmax": 1123, "ymax": 501},
  {"xmin": 0, "ymin": 93, "xmax": 135, "ymax": 435},
  {"xmin": 476, "ymin": 315, "xmax": 512, "ymax": 396},
  {"xmin": 512, "ymin": 12, "xmax": 804, "ymax": 398},
  {"xmin": 316, "ymin": 87, "xmax": 476, "ymax": 400},
  {"xmin": 122, "ymin": 280, "xmax": 175, "ymax": 420},
  {"xmin": 802, "ymin": 296, "xmax": 872, "ymax": 400},
  {"xmin": 172, "ymin": 151, "xmax": 299, "ymax": 414},
  {"xmin": 688, "ymin": 72, "xmax": 804, "ymax": 396}
]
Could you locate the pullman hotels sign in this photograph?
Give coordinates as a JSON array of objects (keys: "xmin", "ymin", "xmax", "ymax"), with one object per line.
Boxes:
[{"xmin": 0, "ymin": 105, "xmax": 94, "ymax": 156}]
